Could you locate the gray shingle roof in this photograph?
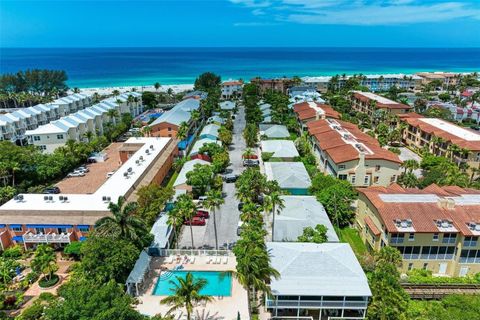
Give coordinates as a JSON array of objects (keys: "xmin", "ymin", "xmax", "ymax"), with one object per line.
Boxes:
[
  {"xmin": 259, "ymin": 124, "xmax": 290, "ymax": 138},
  {"xmin": 264, "ymin": 162, "xmax": 311, "ymax": 189},
  {"xmin": 261, "ymin": 140, "xmax": 299, "ymax": 158}
]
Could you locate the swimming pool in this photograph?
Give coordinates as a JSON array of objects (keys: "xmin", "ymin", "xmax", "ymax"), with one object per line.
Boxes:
[{"xmin": 153, "ymin": 271, "xmax": 232, "ymax": 296}]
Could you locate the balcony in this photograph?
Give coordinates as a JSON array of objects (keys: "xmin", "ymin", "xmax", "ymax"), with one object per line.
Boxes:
[
  {"xmin": 266, "ymin": 300, "xmax": 368, "ymax": 309},
  {"xmin": 23, "ymin": 232, "xmax": 71, "ymax": 244}
]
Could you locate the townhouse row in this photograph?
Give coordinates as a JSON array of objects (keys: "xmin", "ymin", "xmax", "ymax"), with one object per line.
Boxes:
[
  {"xmin": 0, "ymin": 93, "xmax": 92, "ymax": 143},
  {"xmin": 25, "ymin": 92, "xmax": 143, "ymax": 153}
]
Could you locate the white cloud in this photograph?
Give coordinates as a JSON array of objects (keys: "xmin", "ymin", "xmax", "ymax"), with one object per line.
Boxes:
[{"xmin": 230, "ymin": 0, "xmax": 480, "ymax": 25}]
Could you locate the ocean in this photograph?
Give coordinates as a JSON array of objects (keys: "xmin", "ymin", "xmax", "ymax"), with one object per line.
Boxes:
[{"xmin": 1, "ymin": 47, "xmax": 479, "ymax": 88}]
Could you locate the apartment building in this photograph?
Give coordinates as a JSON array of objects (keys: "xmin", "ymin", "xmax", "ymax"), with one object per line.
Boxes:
[
  {"xmin": 0, "ymin": 137, "xmax": 176, "ymax": 251},
  {"xmin": 416, "ymin": 72, "xmax": 461, "ymax": 88},
  {"xmin": 302, "ymin": 74, "xmax": 422, "ymax": 93},
  {"xmin": 351, "ymin": 91, "xmax": 411, "ymax": 116},
  {"xmin": 250, "ymin": 77, "xmax": 295, "ymax": 95},
  {"xmin": 293, "ymin": 101, "xmax": 340, "ymax": 129},
  {"xmin": 25, "ymin": 92, "xmax": 142, "ymax": 153},
  {"xmin": 149, "ymin": 98, "xmax": 200, "ymax": 138},
  {"xmin": 221, "ymin": 80, "xmax": 243, "ymax": 99},
  {"xmin": 356, "ymin": 184, "xmax": 480, "ymax": 277},
  {"xmin": 401, "ymin": 115, "xmax": 480, "ymax": 168},
  {"xmin": 307, "ymin": 119, "xmax": 402, "ymax": 187}
]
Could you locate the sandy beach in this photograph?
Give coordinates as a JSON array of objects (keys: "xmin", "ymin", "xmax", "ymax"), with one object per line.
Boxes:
[{"xmin": 71, "ymin": 83, "xmax": 194, "ymax": 96}]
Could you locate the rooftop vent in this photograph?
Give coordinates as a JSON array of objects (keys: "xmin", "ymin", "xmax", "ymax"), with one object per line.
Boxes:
[
  {"xmin": 395, "ymin": 219, "xmax": 413, "ymax": 228},
  {"xmin": 139, "ymin": 156, "xmax": 144, "ymax": 161},
  {"xmin": 145, "ymin": 149, "xmax": 150, "ymax": 155},
  {"xmin": 467, "ymin": 222, "xmax": 480, "ymax": 232},
  {"xmin": 150, "ymin": 145, "xmax": 154, "ymax": 150},
  {"xmin": 102, "ymin": 196, "xmax": 111, "ymax": 202},
  {"xmin": 123, "ymin": 172, "xmax": 129, "ymax": 178},
  {"xmin": 135, "ymin": 160, "xmax": 140, "ymax": 165},
  {"xmin": 127, "ymin": 167, "xmax": 132, "ymax": 173},
  {"xmin": 14, "ymin": 195, "xmax": 24, "ymax": 202},
  {"xmin": 436, "ymin": 219, "xmax": 453, "ymax": 229}
]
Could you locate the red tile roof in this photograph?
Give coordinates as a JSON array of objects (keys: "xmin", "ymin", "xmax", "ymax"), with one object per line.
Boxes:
[
  {"xmin": 293, "ymin": 102, "xmax": 340, "ymax": 121},
  {"xmin": 222, "ymin": 80, "xmax": 243, "ymax": 86},
  {"xmin": 365, "ymin": 216, "xmax": 381, "ymax": 236},
  {"xmin": 402, "ymin": 116, "xmax": 480, "ymax": 151},
  {"xmin": 306, "ymin": 119, "xmax": 402, "ymax": 164},
  {"xmin": 358, "ymin": 184, "xmax": 480, "ymax": 236}
]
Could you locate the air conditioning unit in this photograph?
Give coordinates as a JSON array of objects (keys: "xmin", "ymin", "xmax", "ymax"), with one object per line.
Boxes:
[
  {"xmin": 127, "ymin": 167, "xmax": 132, "ymax": 173},
  {"xmin": 102, "ymin": 196, "xmax": 107, "ymax": 201},
  {"xmin": 123, "ymin": 172, "xmax": 129, "ymax": 178},
  {"xmin": 135, "ymin": 160, "xmax": 139, "ymax": 165},
  {"xmin": 145, "ymin": 149, "xmax": 150, "ymax": 154},
  {"xmin": 44, "ymin": 195, "xmax": 49, "ymax": 201},
  {"xmin": 59, "ymin": 196, "xmax": 64, "ymax": 201},
  {"xmin": 63, "ymin": 196, "xmax": 68, "ymax": 202},
  {"xmin": 150, "ymin": 145, "xmax": 154, "ymax": 150},
  {"xmin": 106, "ymin": 196, "xmax": 111, "ymax": 201},
  {"xmin": 48, "ymin": 196, "xmax": 53, "ymax": 201}
]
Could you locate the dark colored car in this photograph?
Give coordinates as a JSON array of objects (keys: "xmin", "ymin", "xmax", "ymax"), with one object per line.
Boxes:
[
  {"xmin": 238, "ymin": 202, "xmax": 244, "ymax": 211},
  {"xmin": 243, "ymin": 159, "xmax": 259, "ymax": 167},
  {"xmin": 184, "ymin": 217, "xmax": 206, "ymax": 226},
  {"xmin": 224, "ymin": 174, "xmax": 238, "ymax": 183},
  {"xmin": 43, "ymin": 186, "xmax": 60, "ymax": 194},
  {"xmin": 195, "ymin": 210, "xmax": 210, "ymax": 219}
]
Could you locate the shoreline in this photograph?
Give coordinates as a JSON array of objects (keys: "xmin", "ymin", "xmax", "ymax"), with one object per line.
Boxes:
[{"xmin": 73, "ymin": 84, "xmax": 195, "ymax": 95}]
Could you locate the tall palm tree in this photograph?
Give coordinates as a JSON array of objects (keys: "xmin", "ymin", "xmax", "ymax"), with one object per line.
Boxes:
[
  {"xmin": 142, "ymin": 126, "xmax": 152, "ymax": 137},
  {"xmin": 31, "ymin": 244, "xmax": 58, "ymax": 282},
  {"xmin": 107, "ymin": 109, "xmax": 119, "ymax": 125},
  {"xmin": 401, "ymin": 159, "xmax": 419, "ymax": 174},
  {"xmin": 204, "ymin": 190, "xmax": 224, "ymax": 250},
  {"xmin": 112, "ymin": 89, "xmax": 120, "ymax": 97},
  {"xmin": 264, "ymin": 180, "xmax": 285, "ymax": 242},
  {"xmin": 95, "ymin": 196, "xmax": 148, "ymax": 248},
  {"xmin": 154, "ymin": 82, "xmax": 161, "ymax": 92},
  {"xmin": 167, "ymin": 207, "xmax": 183, "ymax": 249},
  {"xmin": 175, "ymin": 194, "xmax": 197, "ymax": 248},
  {"xmin": 177, "ymin": 121, "xmax": 189, "ymax": 141},
  {"xmin": 160, "ymin": 272, "xmax": 213, "ymax": 320}
]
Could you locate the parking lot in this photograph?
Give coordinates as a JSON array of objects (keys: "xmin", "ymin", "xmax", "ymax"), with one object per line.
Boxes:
[
  {"xmin": 55, "ymin": 142, "xmax": 123, "ymax": 194},
  {"xmin": 178, "ymin": 105, "xmax": 247, "ymax": 249}
]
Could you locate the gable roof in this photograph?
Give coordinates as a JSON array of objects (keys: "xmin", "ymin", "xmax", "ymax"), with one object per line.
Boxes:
[
  {"xmin": 261, "ymin": 140, "xmax": 299, "ymax": 158},
  {"xmin": 150, "ymin": 99, "xmax": 200, "ymax": 127},
  {"xmin": 200, "ymin": 124, "xmax": 220, "ymax": 138},
  {"xmin": 264, "ymin": 162, "xmax": 311, "ymax": 189},
  {"xmin": 259, "ymin": 124, "xmax": 290, "ymax": 138},
  {"xmin": 174, "ymin": 159, "xmax": 211, "ymax": 187},
  {"xmin": 293, "ymin": 101, "xmax": 340, "ymax": 121},
  {"xmin": 267, "ymin": 242, "xmax": 371, "ymax": 297}
]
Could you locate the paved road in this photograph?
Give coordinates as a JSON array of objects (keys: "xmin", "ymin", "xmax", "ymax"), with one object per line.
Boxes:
[{"xmin": 178, "ymin": 105, "xmax": 246, "ymax": 249}]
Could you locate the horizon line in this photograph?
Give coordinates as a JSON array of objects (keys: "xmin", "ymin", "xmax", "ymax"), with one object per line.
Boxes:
[{"xmin": 2, "ymin": 46, "xmax": 480, "ymax": 49}]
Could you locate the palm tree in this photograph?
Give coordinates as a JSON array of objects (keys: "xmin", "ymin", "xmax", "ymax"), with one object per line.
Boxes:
[
  {"xmin": 92, "ymin": 92, "xmax": 101, "ymax": 103},
  {"xmin": 73, "ymin": 87, "xmax": 80, "ymax": 94},
  {"xmin": 154, "ymin": 82, "xmax": 161, "ymax": 92},
  {"xmin": 107, "ymin": 109, "xmax": 119, "ymax": 125},
  {"xmin": 175, "ymin": 194, "xmax": 197, "ymax": 248},
  {"xmin": 167, "ymin": 207, "xmax": 183, "ymax": 249},
  {"xmin": 160, "ymin": 272, "xmax": 213, "ymax": 320},
  {"xmin": 142, "ymin": 126, "xmax": 152, "ymax": 137},
  {"xmin": 177, "ymin": 121, "xmax": 189, "ymax": 141},
  {"xmin": 95, "ymin": 196, "xmax": 148, "ymax": 248},
  {"xmin": 264, "ymin": 181, "xmax": 285, "ymax": 241},
  {"xmin": 401, "ymin": 159, "xmax": 419, "ymax": 174},
  {"xmin": 242, "ymin": 148, "xmax": 254, "ymax": 159},
  {"xmin": 204, "ymin": 190, "xmax": 224, "ymax": 250},
  {"xmin": 83, "ymin": 131, "xmax": 95, "ymax": 143},
  {"xmin": 112, "ymin": 89, "xmax": 120, "ymax": 97},
  {"xmin": 31, "ymin": 244, "xmax": 58, "ymax": 282}
]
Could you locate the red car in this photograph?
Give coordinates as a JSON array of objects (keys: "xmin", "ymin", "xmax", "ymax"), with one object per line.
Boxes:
[
  {"xmin": 195, "ymin": 210, "xmax": 210, "ymax": 219},
  {"xmin": 184, "ymin": 217, "xmax": 206, "ymax": 226}
]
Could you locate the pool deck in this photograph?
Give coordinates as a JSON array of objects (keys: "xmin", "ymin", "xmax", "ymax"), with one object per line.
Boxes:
[{"xmin": 135, "ymin": 255, "xmax": 250, "ymax": 320}]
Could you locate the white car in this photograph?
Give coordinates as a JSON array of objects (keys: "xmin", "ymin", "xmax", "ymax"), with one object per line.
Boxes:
[
  {"xmin": 67, "ymin": 171, "xmax": 85, "ymax": 178},
  {"xmin": 106, "ymin": 171, "xmax": 115, "ymax": 178}
]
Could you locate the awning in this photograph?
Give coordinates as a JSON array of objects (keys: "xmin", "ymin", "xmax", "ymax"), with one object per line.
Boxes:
[
  {"xmin": 0, "ymin": 224, "xmax": 6, "ymax": 228},
  {"xmin": 10, "ymin": 224, "xmax": 22, "ymax": 228},
  {"xmin": 26, "ymin": 224, "xmax": 73, "ymax": 228},
  {"xmin": 12, "ymin": 236, "xmax": 23, "ymax": 242},
  {"xmin": 79, "ymin": 236, "xmax": 87, "ymax": 241},
  {"xmin": 178, "ymin": 134, "xmax": 195, "ymax": 150},
  {"xmin": 77, "ymin": 225, "xmax": 90, "ymax": 228}
]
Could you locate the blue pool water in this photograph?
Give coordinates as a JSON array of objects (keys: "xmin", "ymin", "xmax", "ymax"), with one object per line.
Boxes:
[{"xmin": 153, "ymin": 271, "xmax": 232, "ymax": 296}]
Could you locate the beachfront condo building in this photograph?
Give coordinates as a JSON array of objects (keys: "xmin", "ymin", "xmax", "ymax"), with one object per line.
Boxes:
[
  {"xmin": 400, "ymin": 114, "xmax": 480, "ymax": 169},
  {"xmin": 266, "ymin": 242, "xmax": 371, "ymax": 320},
  {"xmin": 250, "ymin": 77, "xmax": 295, "ymax": 95},
  {"xmin": 0, "ymin": 93, "xmax": 93, "ymax": 144},
  {"xmin": 24, "ymin": 92, "xmax": 142, "ymax": 153},
  {"xmin": 306, "ymin": 118, "xmax": 402, "ymax": 187},
  {"xmin": 416, "ymin": 72, "xmax": 462, "ymax": 88},
  {"xmin": 351, "ymin": 91, "xmax": 412, "ymax": 116},
  {"xmin": 0, "ymin": 137, "xmax": 177, "ymax": 251},
  {"xmin": 356, "ymin": 184, "xmax": 480, "ymax": 277},
  {"xmin": 301, "ymin": 74, "xmax": 423, "ymax": 93},
  {"xmin": 149, "ymin": 98, "xmax": 200, "ymax": 138},
  {"xmin": 221, "ymin": 80, "xmax": 243, "ymax": 99}
]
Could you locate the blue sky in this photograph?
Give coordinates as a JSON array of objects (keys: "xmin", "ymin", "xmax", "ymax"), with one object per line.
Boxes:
[{"xmin": 1, "ymin": 0, "xmax": 479, "ymax": 47}]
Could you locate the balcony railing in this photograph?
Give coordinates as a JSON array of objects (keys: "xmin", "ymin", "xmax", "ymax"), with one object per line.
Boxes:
[
  {"xmin": 266, "ymin": 300, "xmax": 368, "ymax": 309},
  {"xmin": 23, "ymin": 232, "xmax": 71, "ymax": 243}
]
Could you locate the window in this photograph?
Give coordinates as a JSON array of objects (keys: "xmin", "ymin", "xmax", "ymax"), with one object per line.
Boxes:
[
  {"xmin": 35, "ymin": 227, "xmax": 45, "ymax": 234},
  {"xmin": 442, "ymin": 233, "xmax": 457, "ymax": 244},
  {"xmin": 34, "ymin": 136, "xmax": 40, "ymax": 141},
  {"xmin": 421, "ymin": 246, "xmax": 456, "ymax": 260},
  {"xmin": 338, "ymin": 165, "xmax": 346, "ymax": 170},
  {"xmin": 56, "ymin": 134, "xmax": 64, "ymax": 140},
  {"xmin": 433, "ymin": 233, "xmax": 439, "ymax": 241},
  {"xmin": 11, "ymin": 226, "xmax": 22, "ymax": 232},
  {"xmin": 409, "ymin": 233, "xmax": 415, "ymax": 241},
  {"xmin": 168, "ymin": 127, "xmax": 172, "ymax": 131},
  {"xmin": 78, "ymin": 226, "xmax": 90, "ymax": 232},
  {"xmin": 351, "ymin": 175, "xmax": 356, "ymax": 184},
  {"xmin": 57, "ymin": 227, "xmax": 67, "ymax": 234},
  {"xmin": 364, "ymin": 175, "xmax": 370, "ymax": 185},
  {"xmin": 460, "ymin": 249, "xmax": 480, "ymax": 264},
  {"xmin": 338, "ymin": 174, "xmax": 347, "ymax": 180},
  {"xmin": 390, "ymin": 233, "xmax": 404, "ymax": 244},
  {"xmin": 375, "ymin": 165, "xmax": 381, "ymax": 171},
  {"xmin": 395, "ymin": 246, "xmax": 420, "ymax": 259},
  {"xmin": 464, "ymin": 236, "xmax": 478, "ymax": 247}
]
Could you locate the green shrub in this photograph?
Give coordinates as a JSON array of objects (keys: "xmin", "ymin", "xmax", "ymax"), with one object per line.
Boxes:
[
  {"xmin": 38, "ymin": 274, "xmax": 59, "ymax": 288},
  {"xmin": 64, "ymin": 242, "xmax": 83, "ymax": 260},
  {"xmin": 406, "ymin": 269, "xmax": 480, "ymax": 284},
  {"xmin": 2, "ymin": 245, "xmax": 23, "ymax": 259},
  {"xmin": 261, "ymin": 152, "xmax": 273, "ymax": 162},
  {"xmin": 388, "ymin": 147, "xmax": 401, "ymax": 155}
]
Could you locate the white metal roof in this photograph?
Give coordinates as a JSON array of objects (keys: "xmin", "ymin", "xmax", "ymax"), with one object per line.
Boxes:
[
  {"xmin": 200, "ymin": 124, "xmax": 220, "ymax": 138},
  {"xmin": 189, "ymin": 138, "xmax": 221, "ymax": 155},
  {"xmin": 264, "ymin": 162, "xmax": 311, "ymax": 189},
  {"xmin": 261, "ymin": 140, "xmax": 299, "ymax": 158},
  {"xmin": 259, "ymin": 124, "xmax": 290, "ymax": 138},
  {"xmin": 420, "ymin": 118, "xmax": 480, "ymax": 141},
  {"xmin": 26, "ymin": 123, "xmax": 68, "ymax": 135},
  {"xmin": 150, "ymin": 214, "xmax": 172, "ymax": 248},
  {"xmin": 219, "ymin": 101, "xmax": 235, "ymax": 110},
  {"xmin": 267, "ymin": 242, "xmax": 371, "ymax": 297},
  {"xmin": 352, "ymin": 91, "xmax": 400, "ymax": 105},
  {"xmin": 173, "ymin": 159, "xmax": 210, "ymax": 187},
  {"xmin": 273, "ymin": 196, "xmax": 339, "ymax": 242}
]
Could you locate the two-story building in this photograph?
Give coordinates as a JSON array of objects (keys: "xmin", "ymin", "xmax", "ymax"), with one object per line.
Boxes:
[
  {"xmin": 356, "ymin": 183, "xmax": 480, "ymax": 277},
  {"xmin": 293, "ymin": 102, "xmax": 340, "ymax": 130},
  {"xmin": 149, "ymin": 99, "xmax": 200, "ymax": 138},
  {"xmin": 351, "ymin": 91, "xmax": 411, "ymax": 116},
  {"xmin": 307, "ymin": 119, "xmax": 402, "ymax": 187}
]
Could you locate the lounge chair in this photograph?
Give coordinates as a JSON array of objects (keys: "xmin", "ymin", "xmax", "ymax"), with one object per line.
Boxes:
[
  {"xmin": 223, "ymin": 256, "xmax": 228, "ymax": 264},
  {"xmin": 215, "ymin": 257, "xmax": 221, "ymax": 264},
  {"xmin": 190, "ymin": 256, "xmax": 195, "ymax": 264},
  {"xmin": 206, "ymin": 256, "xmax": 213, "ymax": 264},
  {"xmin": 165, "ymin": 256, "xmax": 173, "ymax": 264}
]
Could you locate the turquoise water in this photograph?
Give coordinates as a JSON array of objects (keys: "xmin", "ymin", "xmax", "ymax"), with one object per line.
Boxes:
[
  {"xmin": 1, "ymin": 47, "xmax": 479, "ymax": 88},
  {"xmin": 153, "ymin": 271, "xmax": 232, "ymax": 296}
]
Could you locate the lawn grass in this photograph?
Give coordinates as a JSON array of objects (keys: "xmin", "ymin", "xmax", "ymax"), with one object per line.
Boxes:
[{"xmin": 335, "ymin": 227, "xmax": 367, "ymax": 257}]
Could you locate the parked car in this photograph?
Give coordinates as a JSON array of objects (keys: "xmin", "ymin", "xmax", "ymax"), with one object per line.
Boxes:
[
  {"xmin": 224, "ymin": 174, "xmax": 238, "ymax": 183},
  {"xmin": 43, "ymin": 186, "xmax": 60, "ymax": 194},
  {"xmin": 76, "ymin": 166, "xmax": 89, "ymax": 173},
  {"xmin": 67, "ymin": 171, "xmax": 85, "ymax": 178},
  {"xmin": 184, "ymin": 217, "xmax": 206, "ymax": 226},
  {"xmin": 243, "ymin": 159, "xmax": 259, "ymax": 167},
  {"xmin": 198, "ymin": 195, "xmax": 208, "ymax": 202},
  {"xmin": 106, "ymin": 171, "xmax": 115, "ymax": 178},
  {"xmin": 195, "ymin": 210, "xmax": 210, "ymax": 219},
  {"xmin": 237, "ymin": 221, "xmax": 244, "ymax": 236}
]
